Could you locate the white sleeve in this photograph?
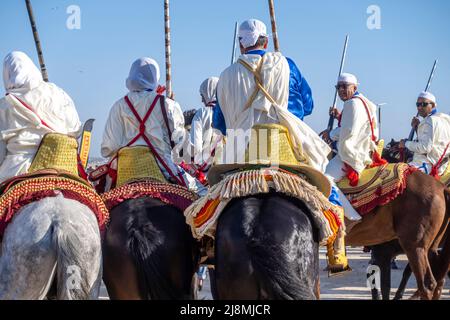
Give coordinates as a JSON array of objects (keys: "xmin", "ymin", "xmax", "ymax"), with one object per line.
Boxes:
[
  {"xmin": 337, "ymin": 100, "xmax": 366, "ymax": 172},
  {"xmin": 0, "ymin": 100, "xmax": 7, "ymax": 164},
  {"xmin": 190, "ymin": 109, "xmax": 204, "ymax": 159},
  {"xmin": 405, "ymin": 120, "xmax": 433, "ymax": 154},
  {"xmin": 101, "ymin": 100, "xmax": 124, "ymax": 158},
  {"xmin": 165, "ymin": 99, "xmax": 189, "ymax": 162},
  {"xmin": 166, "ymin": 100, "xmax": 186, "ymax": 144},
  {"xmin": 61, "ymin": 91, "xmax": 82, "ymax": 137},
  {"xmin": 329, "ymin": 126, "xmax": 340, "ymax": 141}
]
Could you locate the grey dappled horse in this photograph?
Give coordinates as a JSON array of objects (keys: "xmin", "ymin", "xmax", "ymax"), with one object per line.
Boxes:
[{"xmin": 0, "ymin": 194, "xmax": 102, "ymax": 299}]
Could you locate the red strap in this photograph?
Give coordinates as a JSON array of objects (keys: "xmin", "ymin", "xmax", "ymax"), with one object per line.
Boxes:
[
  {"xmin": 354, "ymin": 96, "xmax": 377, "ymax": 142},
  {"xmin": 156, "ymin": 85, "xmax": 166, "ymax": 95},
  {"xmin": 123, "ymin": 95, "xmax": 186, "ymax": 187},
  {"xmin": 343, "ymin": 163, "xmax": 359, "ymax": 186},
  {"xmin": 8, "ymin": 94, "xmax": 55, "ymax": 131},
  {"xmin": 124, "ymin": 95, "xmax": 159, "ymax": 147},
  {"xmin": 430, "ymin": 142, "xmax": 450, "ymax": 178}
]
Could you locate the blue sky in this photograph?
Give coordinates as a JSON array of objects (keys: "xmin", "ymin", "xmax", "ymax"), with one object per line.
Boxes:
[{"xmin": 1, "ymin": 0, "xmax": 449, "ymax": 157}]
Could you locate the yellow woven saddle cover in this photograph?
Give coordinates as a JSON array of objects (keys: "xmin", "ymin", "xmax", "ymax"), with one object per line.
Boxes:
[
  {"xmin": 116, "ymin": 146, "xmax": 167, "ymax": 187},
  {"xmin": 439, "ymin": 164, "xmax": 450, "ymax": 187},
  {"xmin": 29, "ymin": 133, "xmax": 79, "ymax": 175},
  {"xmin": 337, "ymin": 163, "xmax": 412, "ymax": 215}
]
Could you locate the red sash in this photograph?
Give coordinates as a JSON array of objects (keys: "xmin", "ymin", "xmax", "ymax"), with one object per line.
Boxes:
[
  {"xmin": 123, "ymin": 95, "xmax": 186, "ymax": 187},
  {"xmin": 341, "ymin": 96, "xmax": 387, "ymax": 186}
]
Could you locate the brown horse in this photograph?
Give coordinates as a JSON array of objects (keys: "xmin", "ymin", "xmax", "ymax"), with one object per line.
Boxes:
[
  {"xmin": 361, "ymin": 141, "xmax": 449, "ymax": 300},
  {"xmin": 346, "ymin": 162, "xmax": 450, "ymax": 299}
]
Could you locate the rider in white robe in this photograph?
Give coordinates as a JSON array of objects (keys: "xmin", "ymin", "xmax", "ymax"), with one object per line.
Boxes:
[
  {"xmin": 190, "ymin": 77, "xmax": 222, "ymax": 173},
  {"xmin": 101, "ymin": 57, "xmax": 206, "ymax": 195},
  {"xmin": 325, "ymin": 73, "xmax": 379, "ymax": 221},
  {"xmin": 400, "ymin": 91, "xmax": 450, "ymax": 176},
  {"xmin": 0, "ymin": 51, "xmax": 81, "ymax": 183},
  {"xmin": 322, "ymin": 73, "xmax": 380, "ymax": 272},
  {"xmin": 215, "ymin": 19, "xmax": 330, "ymax": 172}
]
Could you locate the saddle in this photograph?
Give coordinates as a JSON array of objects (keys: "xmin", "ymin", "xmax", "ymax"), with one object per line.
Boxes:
[
  {"xmin": 337, "ymin": 163, "xmax": 415, "ymax": 216},
  {"xmin": 438, "ymin": 162, "xmax": 450, "ymax": 187},
  {"xmin": 0, "ymin": 133, "xmax": 109, "ymax": 240}
]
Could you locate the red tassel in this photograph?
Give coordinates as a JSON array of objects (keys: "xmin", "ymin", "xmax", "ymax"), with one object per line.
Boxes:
[
  {"xmin": 156, "ymin": 85, "xmax": 166, "ymax": 95},
  {"xmin": 370, "ymin": 150, "xmax": 388, "ymax": 168},
  {"xmin": 430, "ymin": 165, "xmax": 440, "ymax": 180},
  {"xmin": 343, "ymin": 163, "xmax": 359, "ymax": 186}
]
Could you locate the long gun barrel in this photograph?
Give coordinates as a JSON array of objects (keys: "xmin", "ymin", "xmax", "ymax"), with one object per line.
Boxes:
[
  {"xmin": 407, "ymin": 59, "xmax": 438, "ymax": 141},
  {"xmin": 327, "ymin": 35, "xmax": 349, "ymax": 131}
]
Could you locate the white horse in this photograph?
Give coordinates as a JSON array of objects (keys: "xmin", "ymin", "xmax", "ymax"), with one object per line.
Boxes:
[{"xmin": 0, "ymin": 194, "xmax": 102, "ymax": 299}]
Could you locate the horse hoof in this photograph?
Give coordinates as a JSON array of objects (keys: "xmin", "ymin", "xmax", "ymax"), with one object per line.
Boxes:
[{"xmin": 408, "ymin": 291, "xmax": 421, "ymax": 300}]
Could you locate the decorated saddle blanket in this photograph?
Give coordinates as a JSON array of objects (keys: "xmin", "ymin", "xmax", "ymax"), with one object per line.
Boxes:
[
  {"xmin": 184, "ymin": 167, "xmax": 343, "ymax": 246},
  {"xmin": 439, "ymin": 164, "xmax": 450, "ymax": 187},
  {"xmin": 101, "ymin": 178, "xmax": 198, "ymax": 212},
  {"xmin": 337, "ymin": 163, "xmax": 416, "ymax": 216},
  {"xmin": 0, "ymin": 170, "xmax": 109, "ymax": 240}
]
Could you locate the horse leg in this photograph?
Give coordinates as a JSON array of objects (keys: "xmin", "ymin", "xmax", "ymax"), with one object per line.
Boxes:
[
  {"xmin": 400, "ymin": 246, "xmax": 437, "ymax": 300},
  {"xmin": 394, "ymin": 177, "xmax": 446, "ymax": 300},
  {"xmin": 370, "ymin": 245, "xmax": 393, "ymax": 300},
  {"xmin": 393, "ymin": 263, "xmax": 412, "ymax": 300},
  {"xmin": 0, "ymin": 202, "xmax": 57, "ymax": 299},
  {"xmin": 52, "ymin": 196, "xmax": 103, "ymax": 300}
]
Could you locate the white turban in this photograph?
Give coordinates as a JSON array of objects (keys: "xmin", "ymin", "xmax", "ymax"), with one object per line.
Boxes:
[
  {"xmin": 238, "ymin": 19, "xmax": 268, "ymax": 49},
  {"xmin": 3, "ymin": 51, "xmax": 43, "ymax": 94},
  {"xmin": 418, "ymin": 91, "xmax": 436, "ymax": 104},
  {"xmin": 199, "ymin": 77, "xmax": 219, "ymax": 106},
  {"xmin": 338, "ymin": 73, "xmax": 358, "ymax": 85},
  {"xmin": 126, "ymin": 57, "xmax": 160, "ymax": 92}
]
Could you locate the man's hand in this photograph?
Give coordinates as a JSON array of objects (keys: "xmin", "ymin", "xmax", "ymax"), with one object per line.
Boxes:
[
  {"xmin": 411, "ymin": 117, "xmax": 420, "ymax": 130},
  {"xmin": 319, "ymin": 129, "xmax": 332, "ymax": 144},
  {"xmin": 399, "ymin": 139, "xmax": 406, "ymax": 149},
  {"xmin": 329, "ymin": 107, "xmax": 341, "ymax": 119}
]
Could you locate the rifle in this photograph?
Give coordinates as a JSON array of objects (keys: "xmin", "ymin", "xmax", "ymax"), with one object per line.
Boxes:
[
  {"xmin": 407, "ymin": 59, "xmax": 438, "ymax": 141},
  {"xmin": 327, "ymin": 35, "xmax": 349, "ymax": 131}
]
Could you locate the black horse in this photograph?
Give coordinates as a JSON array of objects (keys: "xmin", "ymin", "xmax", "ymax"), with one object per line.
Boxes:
[
  {"xmin": 213, "ymin": 192, "xmax": 320, "ymax": 300},
  {"xmin": 102, "ymin": 197, "xmax": 199, "ymax": 299}
]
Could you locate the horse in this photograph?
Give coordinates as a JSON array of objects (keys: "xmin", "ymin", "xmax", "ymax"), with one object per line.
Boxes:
[
  {"xmin": 346, "ymin": 140, "xmax": 450, "ymax": 300},
  {"xmin": 361, "ymin": 139, "xmax": 449, "ymax": 300},
  {"xmin": 0, "ymin": 194, "xmax": 103, "ymax": 299},
  {"xmin": 102, "ymin": 196, "xmax": 199, "ymax": 299},
  {"xmin": 214, "ymin": 192, "xmax": 320, "ymax": 300}
]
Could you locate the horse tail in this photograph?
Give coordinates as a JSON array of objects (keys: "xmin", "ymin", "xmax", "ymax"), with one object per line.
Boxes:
[
  {"xmin": 125, "ymin": 205, "xmax": 178, "ymax": 299},
  {"xmin": 52, "ymin": 196, "xmax": 102, "ymax": 299},
  {"xmin": 248, "ymin": 196, "xmax": 318, "ymax": 300}
]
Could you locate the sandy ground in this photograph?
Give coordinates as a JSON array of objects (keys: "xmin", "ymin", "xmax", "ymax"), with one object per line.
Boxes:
[{"xmin": 99, "ymin": 246, "xmax": 449, "ymax": 300}]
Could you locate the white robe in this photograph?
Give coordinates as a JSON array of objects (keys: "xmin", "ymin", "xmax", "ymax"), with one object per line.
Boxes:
[
  {"xmin": 329, "ymin": 93, "xmax": 379, "ymax": 175},
  {"xmin": 0, "ymin": 82, "xmax": 82, "ymax": 182},
  {"xmin": 190, "ymin": 106, "xmax": 222, "ymax": 170},
  {"xmin": 216, "ymin": 52, "xmax": 330, "ymax": 172},
  {"xmin": 406, "ymin": 112, "xmax": 450, "ymax": 175},
  {"xmin": 101, "ymin": 90, "xmax": 205, "ymax": 194}
]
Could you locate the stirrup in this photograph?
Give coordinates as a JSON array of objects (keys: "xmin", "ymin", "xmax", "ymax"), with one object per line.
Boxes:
[{"xmin": 328, "ymin": 264, "xmax": 352, "ymax": 277}]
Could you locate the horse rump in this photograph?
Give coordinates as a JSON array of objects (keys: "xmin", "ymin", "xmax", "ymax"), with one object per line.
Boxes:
[{"xmin": 215, "ymin": 193, "xmax": 320, "ymax": 300}]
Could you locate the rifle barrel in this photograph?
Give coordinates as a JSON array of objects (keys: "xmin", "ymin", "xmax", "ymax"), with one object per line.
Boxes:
[
  {"xmin": 327, "ymin": 35, "xmax": 349, "ymax": 131},
  {"xmin": 24, "ymin": 0, "xmax": 48, "ymax": 81},
  {"xmin": 408, "ymin": 59, "xmax": 438, "ymax": 141}
]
